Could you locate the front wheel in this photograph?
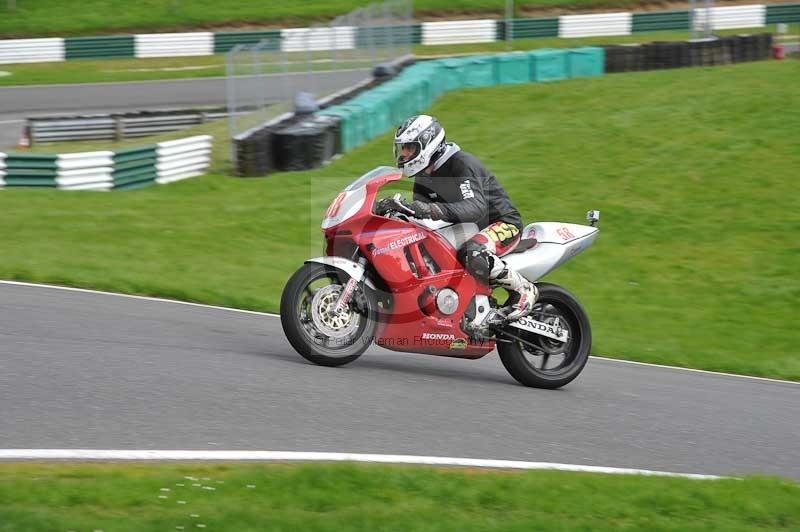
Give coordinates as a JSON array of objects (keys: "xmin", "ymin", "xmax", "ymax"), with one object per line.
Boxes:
[
  {"xmin": 497, "ymin": 283, "xmax": 592, "ymax": 389},
  {"xmin": 280, "ymin": 263, "xmax": 378, "ymax": 367}
]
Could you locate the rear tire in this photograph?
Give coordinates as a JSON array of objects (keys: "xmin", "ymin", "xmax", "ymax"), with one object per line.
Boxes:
[
  {"xmin": 497, "ymin": 283, "xmax": 591, "ymax": 389},
  {"xmin": 280, "ymin": 263, "xmax": 378, "ymax": 367}
]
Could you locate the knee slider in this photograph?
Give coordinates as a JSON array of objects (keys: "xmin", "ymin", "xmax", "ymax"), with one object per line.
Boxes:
[{"xmin": 458, "ymin": 241, "xmax": 495, "ymax": 282}]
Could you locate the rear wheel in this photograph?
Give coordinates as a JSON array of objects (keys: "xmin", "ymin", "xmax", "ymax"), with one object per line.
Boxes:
[
  {"xmin": 497, "ymin": 283, "xmax": 591, "ymax": 389},
  {"xmin": 280, "ymin": 263, "xmax": 378, "ymax": 367}
]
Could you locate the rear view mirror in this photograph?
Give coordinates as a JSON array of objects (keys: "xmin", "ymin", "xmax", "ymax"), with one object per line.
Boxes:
[{"xmin": 586, "ymin": 210, "xmax": 600, "ymax": 227}]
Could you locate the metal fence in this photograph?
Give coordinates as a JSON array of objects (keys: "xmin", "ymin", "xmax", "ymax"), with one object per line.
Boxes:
[
  {"xmin": 225, "ymin": 0, "xmax": 413, "ymax": 143},
  {"xmin": 25, "ymin": 109, "xmax": 227, "ymax": 145}
]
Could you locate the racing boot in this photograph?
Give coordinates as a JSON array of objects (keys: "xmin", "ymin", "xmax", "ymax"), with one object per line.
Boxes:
[{"xmin": 492, "ymin": 266, "xmax": 538, "ymax": 321}]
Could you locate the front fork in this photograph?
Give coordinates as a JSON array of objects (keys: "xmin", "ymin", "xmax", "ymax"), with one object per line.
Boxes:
[{"xmin": 334, "ymin": 256, "xmax": 367, "ymax": 313}]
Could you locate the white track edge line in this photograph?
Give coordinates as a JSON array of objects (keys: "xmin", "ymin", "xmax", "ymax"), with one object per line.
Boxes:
[
  {"xmin": 0, "ymin": 280, "xmax": 279, "ymax": 318},
  {"xmin": 3, "ymin": 279, "xmax": 797, "ymax": 386},
  {"xmin": 590, "ymin": 356, "xmax": 799, "ymax": 385},
  {"xmin": 0, "ymin": 450, "xmax": 723, "ymax": 480}
]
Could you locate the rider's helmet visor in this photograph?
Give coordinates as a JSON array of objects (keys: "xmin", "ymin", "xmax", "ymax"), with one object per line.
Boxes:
[{"xmin": 394, "ymin": 141, "xmax": 421, "ymax": 168}]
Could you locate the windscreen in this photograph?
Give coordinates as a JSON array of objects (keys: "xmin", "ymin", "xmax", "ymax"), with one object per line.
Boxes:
[{"xmin": 344, "ymin": 166, "xmax": 398, "ymax": 192}]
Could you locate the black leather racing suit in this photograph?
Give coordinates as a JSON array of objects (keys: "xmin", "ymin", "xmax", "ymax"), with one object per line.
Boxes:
[{"xmin": 412, "ymin": 150, "xmax": 522, "ymax": 231}]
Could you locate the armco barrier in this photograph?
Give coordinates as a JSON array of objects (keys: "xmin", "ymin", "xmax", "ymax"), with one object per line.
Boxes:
[
  {"xmin": 692, "ymin": 5, "xmax": 766, "ymax": 31},
  {"xmin": 281, "ymin": 27, "xmax": 356, "ymax": 52},
  {"xmin": 213, "ymin": 31, "xmax": 281, "ymax": 54},
  {"xmin": 0, "ymin": 135, "xmax": 211, "ymax": 191},
  {"xmin": 497, "ymin": 18, "xmax": 560, "ymax": 40},
  {"xmin": 632, "ymin": 11, "xmax": 690, "ymax": 33},
  {"xmin": 27, "ymin": 109, "xmax": 227, "ymax": 145},
  {"xmin": 766, "ymin": 3, "xmax": 800, "ymax": 23},
  {"xmin": 112, "ymin": 145, "xmax": 158, "ymax": 190},
  {"xmin": 0, "ymin": 38, "xmax": 63, "ymax": 64},
  {"xmin": 559, "ymin": 13, "xmax": 632, "ymax": 38},
  {"xmin": 65, "ymin": 36, "xmax": 135, "ymax": 60},
  {"xmin": 55, "ymin": 151, "xmax": 115, "ymax": 190},
  {"xmin": 421, "ymin": 20, "xmax": 496, "ymax": 45},
  {"xmin": 156, "ymin": 135, "xmax": 212, "ymax": 184},
  {"xmin": 0, "ymin": 4, "xmax": 798, "ymax": 63},
  {"xmin": 135, "ymin": 32, "xmax": 214, "ymax": 58}
]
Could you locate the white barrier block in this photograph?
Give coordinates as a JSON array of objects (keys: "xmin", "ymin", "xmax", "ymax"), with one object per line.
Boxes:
[
  {"xmin": 0, "ymin": 38, "xmax": 65, "ymax": 64},
  {"xmin": 422, "ymin": 20, "xmax": 496, "ymax": 45},
  {"xmin": 58, "ymin": 182, "xmax": 113, "ymax": 191},
  {"xmin": 157, "ymin": 143, "xmax": 212, "ymax": 158},
  {"xmin": 156, "ymin": 170, "xmax": 207, "ymax": 185},
  {"xmin": 281, "ymin": 26, "xmax": 355, "ymax": 52},
  {"xmin": 56, "ymin": 171, "xmax": 113, "ymax": 187},
  {"xmin": 559, "ymin": 13, "xmax": 632, "ymax": 38},
  {"xmin": 692, "ymin": 5, "xmax": 766, "ymax": 30},
  {"xmin": 57, "ymin": 151, "xmax": 114, "ymax": 170},
  {"xmin": 135, "ymin": 33, "xmax": 213, "ymax": 58},
  {"xmin": 158, "ymin": 148, "xmax": 211, "ymax": 165},
  {"xmin": 157, "ymin": 135, "xmax": 212, "ymax": 150},
  {"xmin": 156, "ymin": 156, "xmax": 210, "ymax": 173}
]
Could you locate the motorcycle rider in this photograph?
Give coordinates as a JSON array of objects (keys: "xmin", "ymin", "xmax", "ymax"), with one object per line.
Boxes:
[{"xmin": 378, "ymin": 114, "xmax": 538, "ymax": 321}]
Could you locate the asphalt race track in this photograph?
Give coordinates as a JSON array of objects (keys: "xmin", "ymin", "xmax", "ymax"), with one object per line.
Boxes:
[
  {"xmin": 0, "ymin": 69, "xmax": 370, "ymax": 149},
  {"xmin": 1, "ymin": 282, "xmax": 798, "ymax": 479}
]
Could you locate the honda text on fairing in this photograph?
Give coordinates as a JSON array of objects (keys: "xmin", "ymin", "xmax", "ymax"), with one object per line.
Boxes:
[{"xmin": 280, "ymin": 166, "xmax": 600, "ymax": 389}]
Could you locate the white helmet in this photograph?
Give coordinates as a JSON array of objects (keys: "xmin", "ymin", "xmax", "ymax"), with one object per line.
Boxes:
[{"xmin": 393, "ymin": 115, "xmax": 446, "ymax": 177}]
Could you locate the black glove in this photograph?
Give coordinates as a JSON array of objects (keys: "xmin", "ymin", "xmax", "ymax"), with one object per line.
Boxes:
[
  {"xmin": 409, "ymin": 200, "xmax": 444, "ymax": 220},
  {"xmin": 375, "ymin": 197, "xmax": 397, "ymax": 216}
]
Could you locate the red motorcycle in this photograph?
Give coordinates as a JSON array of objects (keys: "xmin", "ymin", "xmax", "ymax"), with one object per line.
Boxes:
[{"xmin": 280, "ymin": 166, "xmax": 600, "ymax": 388}]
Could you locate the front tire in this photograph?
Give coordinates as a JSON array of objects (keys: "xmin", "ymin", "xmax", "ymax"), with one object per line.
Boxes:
[
  {"xmin": 497, "ymin": 283, "xmax": 592, "ymax": 389},
  {"xmin": 280, "ymin": 263, "xmax": 378, "ymax": 367}
]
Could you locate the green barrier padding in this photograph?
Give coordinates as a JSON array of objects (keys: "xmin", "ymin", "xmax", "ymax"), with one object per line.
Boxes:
[
  {"xmin": 320, "ymin": 46, "xmax": 611, "ymax": 157},
  {"xmin": 3, "ymin": 154, "xmax": 57, "ymax": 171},
  {"xmin": 460, "ymin": 55, "xmax": 497, "ymax": 88},
  {"xmin": 113, "ymin": 145, "xmax": 157, "ymax": 163},
  {"xmin": 213, "ymin": 31, "xmax": 281, "ymax": 54},
  {"xmin": 766, "ymin": 3, "xmax": 800, "ymax": 23},
  {"xmin": 496, "ymin": 52, "xmax": 531, "ymax": 84},
  {"xmin": 632, "ymin": 11, "xmax": 690, "ymax": 33},
  {"xmin": 359, "ymin": 88, "xmax": 404, "ymax": 124},
  {"xmin": 567, "ymin": 47, "xmax": 605, "ymax": 77},
  {"xmin": 318, "ymin": 106, "xmax": 365, "ymax": 152},
  {"xmin": 3, "ymin": 176, "xmax": 58, "ymax": 186},
  {"xmin": 356, "ymin": 24, "xmax": 421, "ymax": 48},
  {"xmin": 529, "ymin": 48, "xmax": 568, "ymax": 81},
  {"xmin": 65, "ymin": 36, "xmax": 135, "ymax": 60},
  {"xmin": 114, "ymin": 179, "xmax": 159, "ymax": 191},
  {"xmin": 497, "ymin": 18, "xmax": 560, "ymax": 40},
  {"xmin": 399, "ymin": 61, "xmax": 447, "ymax": 98},
  {"xmin": 112, "ymin": 169, "xmax": 158, "ymax": 188},
  {"xmin": 112, "ymin": 145, "xmax": 158, "ymax": 189},
  {"xmin": 438, "ymin": 58, "xmax": 467, "ymax": 91},
  {"xmin": 347, "ymin": 98, "xmax": 393, "ymax": 141}
]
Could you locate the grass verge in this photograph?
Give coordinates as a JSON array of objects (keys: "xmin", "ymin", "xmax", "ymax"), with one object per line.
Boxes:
[
  {"xmin": 1, "ymin": 26, "xmax": 795, "ymax": 87},
  {"xmin": 0, "ymin": 462, "xmax": 798, "ymax": 531},
  {"xmin": 2, "ymin": 60, "xmax": 799, "ymax": 380},
  {"xmin": 0, "ymin": 0, "xmax": 777, "ymax": 38}
]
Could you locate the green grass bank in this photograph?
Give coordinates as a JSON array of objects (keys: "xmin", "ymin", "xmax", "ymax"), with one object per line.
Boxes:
[
  {"xmin": 0, "ymin": 0, "xmax": 767, "ymax": 38},
  {"xmin": 1, "ymin": 462, "xmax": 798, "ymax": 531},
  {"xmin": 1, "ymin": 26, "xmax": 795, "ymax": 87},
  {"xmin": 2, "ymin": 60, "xmax": 798, "ymax": 380}
]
